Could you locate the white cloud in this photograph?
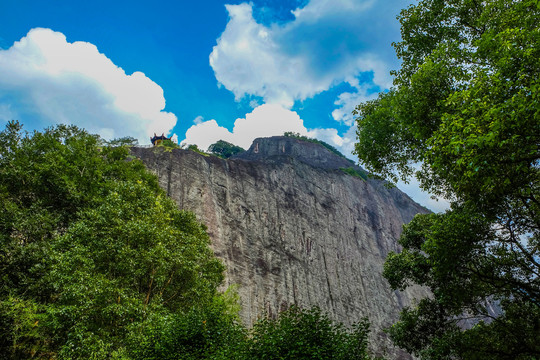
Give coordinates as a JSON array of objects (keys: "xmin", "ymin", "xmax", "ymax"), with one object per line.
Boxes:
[
  {"xmin": 183, "ymin": 104, "xmax": 309, "ymax": 149},
  {"xmin": 0, "ymin": 28, "xmax": 176, "ymax": 142},
  {"xmin": 184, "ymin": 103, "xmax": 360, "ymax": 159},
  {"xmin": 232, "ymin": 103, "xmax": 308, "ymax": 147},
  {"xmin": 308, "ymin": 124, "xmax": 357, "ymax": 158},
  {"xmin": 210, "ymin": 0, "xmax": 403, "ymax": 110},
  {"xmin": 249, "ymin": 99, "xmax": 262, "ymax": 109},
  {"xmin": 183, "ymin": 118, "xmax": 237, "ymax": 150},
  {"xmin": 331, "ymin": 83, "xmax": 378, "ymax": 126},
  {"xmin": 396, "ymin": 177, "xmax": 451, "ymax": 213}
]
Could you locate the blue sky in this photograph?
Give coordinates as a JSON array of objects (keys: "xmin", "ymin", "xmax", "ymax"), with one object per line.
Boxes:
[{"xmin": 0, "ymin": 0, "xmax": 448, "ymax": 211}]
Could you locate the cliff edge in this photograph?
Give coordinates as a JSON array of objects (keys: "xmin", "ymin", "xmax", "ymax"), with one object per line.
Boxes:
[{"xmin": 132, "ymin": 136, "xmax": 429, "ymax": 358}]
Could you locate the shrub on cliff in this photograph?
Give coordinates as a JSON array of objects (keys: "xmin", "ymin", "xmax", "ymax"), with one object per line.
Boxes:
[{"xmin": 208, "ymin": 140, "xmax": 245, "ymax": 159}]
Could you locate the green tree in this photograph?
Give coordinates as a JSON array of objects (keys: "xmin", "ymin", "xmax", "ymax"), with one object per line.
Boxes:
[
  {"xmin": 0, "ymin": 121, "xmax": 225, "ymax": 358},
  {"xmin": 128, "ymin": 303, "xmax": 377, "ymax": 360},
  {"xmin": 126, "ymin": 290, "xmax": 246, "ymax": 360},
  {"xmin": 245, "ymin": 306, "xmax": 374, "ymax": 360},
  {"xmin": 354, "ymin": 0, "xmax": 539, "ymax": 358},
  {"xmin": 208, "ymin": 140, "xmax": 245, "ymax": 159},
  {"xmin": 108, "ymin": 136, "xmax": 139, "ymax": 147},
  {"xmin": 186, "ymin": 143, "xmax": 209, "ymax": 156},
  {"xmin": 161, "ymin": 138, "xmax": 180, "ymax": 149}
]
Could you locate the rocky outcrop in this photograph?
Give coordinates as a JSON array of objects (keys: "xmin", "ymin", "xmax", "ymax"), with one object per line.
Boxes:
[{"xmin": 132, "ymin": 136, "xmax": 429, "ymax": 358}]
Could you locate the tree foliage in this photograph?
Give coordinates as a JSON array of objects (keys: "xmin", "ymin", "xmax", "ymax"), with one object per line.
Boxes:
[
  {"xmin": 354, "ymin": 0, "xmax": 540, "ymax": 358},
  {"xmin": 125, "ymin": 290, "xmax": 247, "ymax": 360},
  {"xmin": 0, "ymin": 121, "xmax": 224, "ymax": 358},
  {"xmin": 160, "ymin": 139, "xmax": 180, "ymax": 150},
  {"xmin": 245, "ymin": 306, "xmax": 374, "ymax": 360},
  {"xmin": 186, "ymin": 144, "xmax": 209, "ymax": 156},
  {"xmin": 108, "ymin": 136, "xmax": 139, "ymax": 147},
  {"xmin": 340, "ymin": 167, "xmax": 368, "ymax": 180},
  {"xmin": 208, "ymin": 140, "xmax": 245, "ymax": 159}
]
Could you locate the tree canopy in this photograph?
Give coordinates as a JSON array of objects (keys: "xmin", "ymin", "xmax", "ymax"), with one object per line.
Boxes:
[
  {"xmin": 0, "ymin": 121, "xmax": 225, "ymax": 358},
  {"xmin": 108, "ymin": 136, "xmax": 139, "ymax": 147},
  {"xmin": 354, "ymin": 0, "xmax": 539, "ymax": 358},
  {"xmin": 245, "ymin": 306, "xmax": 373, "ymax": 360},
  {"xmin": 207, "ymin": 140, "xmax": 245, "ymax": 158}
]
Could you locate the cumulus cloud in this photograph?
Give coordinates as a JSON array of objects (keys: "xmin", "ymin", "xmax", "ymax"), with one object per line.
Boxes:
[
  {"xmin": 183, "ymin": 104, "xmax": 309, "ymax": 149},
  {"xmin": 184, "ymin": 103, "xmax": 361, "ymax": 159},
  {"xmin": 308, "ymin": 124, "xmax": 357, "ymax": 158},
  {"xmin": 331, "ymin": 83, "xmax": 379, "ymax": 126},
  {"xmin": 183, "ymin": 118, "xmax": 237, "ymax": 150},
  {"xmin": 0, "ymin": 28, "xmax": 176, "ymax": 142},
  {"xmin": 397, "ymin": 177, "xmax": 451, "ymax": 213},
  {"xmin": 210, "ymin": 0, "xmax": 403, "ymax": 109}
]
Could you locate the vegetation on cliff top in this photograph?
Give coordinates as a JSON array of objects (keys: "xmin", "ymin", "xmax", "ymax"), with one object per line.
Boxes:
[
  {"xmin": 0, "ymin": 121, "xmax": 377, "ymax": 359},
  {"xmin": 208, "ymin": 140, "xmax": 246, "ymax": 159},
  {"xmin": 355, "ymin": 0, "xmax": 540, "ymax": 358}
]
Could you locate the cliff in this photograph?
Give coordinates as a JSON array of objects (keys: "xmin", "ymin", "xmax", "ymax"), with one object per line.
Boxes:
[{"xmin": 132, "ymin": 136, "xmax": 430, "ymax": 357}]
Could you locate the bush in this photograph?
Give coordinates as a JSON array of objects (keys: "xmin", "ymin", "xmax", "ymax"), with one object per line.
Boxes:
[
  {"xmin": 186, "ymin": 144, "xmax": 209, "ymax": 156},
  {"xmin": 208, "ymin": 140, "xmax": 245, "ymax": 158},
  {"xmin": 245, "ymin": 306, "xmax": 375, "ymax": 360},
  {"xmin": 108, "ymin": 136, "xmax": 139, "ymax": 147},
  {"xmin": 340, "ymin": 167, "xmax": 368, "ymax": 180},
  {"xmin": 126, "ymin": 292, "xmax": 246, "ymax": 360}
]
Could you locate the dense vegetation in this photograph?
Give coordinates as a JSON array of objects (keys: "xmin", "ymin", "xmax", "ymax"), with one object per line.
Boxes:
[
  {"xmin": 0, "ymin": 121, "xmax": 376, "ymax": 359},
  {"xmin": 354, "ymin": 0, "xmax": 539, "ymax": 359},
  {"xmin": 0, "ymin": 121, "xmax": 225, "ymax": 358},
  {"xmin": 160, "ymin": 139, "xmax": 180, "ymax": 150},
  {"xmin": 208, "ymin": 140, "xmax": 245, "ymax": 159},
  {"xmin": 245, "ymin": 307, "xmax": 374, "ymax": 360}
]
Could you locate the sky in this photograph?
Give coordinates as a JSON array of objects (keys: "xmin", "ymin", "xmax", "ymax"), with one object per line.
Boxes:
[{"xmin": 0, "ymin": 0, "xmax": 448, "ymax": 212}]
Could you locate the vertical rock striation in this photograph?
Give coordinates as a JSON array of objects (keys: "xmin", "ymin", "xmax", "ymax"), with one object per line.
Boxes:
[{"xmin": 132, "ymin": 136, "xmax": 430, "ymax": 357}]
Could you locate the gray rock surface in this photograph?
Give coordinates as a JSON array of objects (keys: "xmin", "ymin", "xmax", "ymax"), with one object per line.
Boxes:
[{"xmin": 132, "ymin": 136, "xmax": 430, "ymax": 358}]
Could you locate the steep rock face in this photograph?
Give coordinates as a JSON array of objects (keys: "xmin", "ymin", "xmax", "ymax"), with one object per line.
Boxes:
[{"xmin": 132, "ymin": 136, "xmax": 429, "ymax": 357}]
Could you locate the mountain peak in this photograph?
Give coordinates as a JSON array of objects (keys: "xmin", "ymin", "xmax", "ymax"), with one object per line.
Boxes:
[{"xmin": 233, "ymin": 136, "xmax": 355, "ymax": 170}]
